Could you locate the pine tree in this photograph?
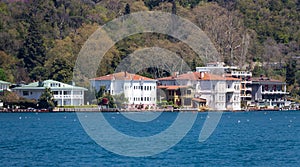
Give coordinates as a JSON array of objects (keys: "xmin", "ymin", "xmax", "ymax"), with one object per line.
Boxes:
[
  {"xmin": 18, "ymin": 19, "xmax": 46, "ymax": 72},
  {"xmin": 124, "ymin": 3, "xmax": 131, "ymax": 15},
  {"xmin": 286, "ymin": 58, "xmax": 297, "ymax": 86}
]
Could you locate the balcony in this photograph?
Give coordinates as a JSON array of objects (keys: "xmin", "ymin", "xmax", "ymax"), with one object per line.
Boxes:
[
  {"xmin": 241, "ymin": 80, "xmax": 252, "ymax": 84},
  {"xmin": 231, "ymin": 71, "xmax": 252, "ymax": 77},
  {"xmin": 261, "ymin": 90, "xmax": 287, "ymax": 95},
  {"xmin": 241, "ymin": 94, "xmax": 252, "ymax": 98},
  {"xmin": 54, "ymin": 95, "xmax": 84, "ymax": 99}
]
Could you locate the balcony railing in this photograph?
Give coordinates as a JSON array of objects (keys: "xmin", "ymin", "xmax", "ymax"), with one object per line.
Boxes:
[
  {"xmin": 231, "ymin": 71, "xmax": 252, "ymax": 77},
  {"xmin": 261, "ymin": 90, "xmax": 286, "ymax": 94},
  {"xmin": 241, "ymin": 94, "xmax": 252, "ymax": 98},
  {"xmin": 241, "ymin": 80, "xmax": 252, "ymax": 84},
  {"xmin": 54, "ymin": 95, "xmax": 84, "ymax": 99}
]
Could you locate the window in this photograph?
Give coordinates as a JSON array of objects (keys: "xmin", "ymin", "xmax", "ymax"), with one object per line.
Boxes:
[
  {"xmin": 187, "ymin": 90, "xmax": 191, "ymax": 95},
  {"xmin": 64, "ymin": 91, "xmax": 70, "ymax": 95},
  {"xmin": 23, "ymin": 91, "xmax": 29, "ymax": 96},
  {"xmin": 184, "ymin": 98, "xmax": 192, "ymax": 106}
]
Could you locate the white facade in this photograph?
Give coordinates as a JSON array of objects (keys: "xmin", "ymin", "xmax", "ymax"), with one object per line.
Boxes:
[
  {"xmin": 12, "ymin": 80, "xmax": 87, "ymax": 106},
  {"xmin": 90, "ymin": 72, "xmax": 157, "ymax": 109},
  {"xmin": 158, "ymin": 72, "xmax": 241, "ymax": 111},
  {"xmin": 231, "ymin": 71, "xmax": 252, "ymax": 107},
  {"xmin": 0, "ymin": 80, "xmax": 11, "ymax": 91},
  {"xmin": 197, "ymin": 80, "xmax": 227, "ymax": 110}
]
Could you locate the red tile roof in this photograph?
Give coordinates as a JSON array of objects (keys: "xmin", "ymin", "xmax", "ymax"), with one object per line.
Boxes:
[
  {"xmin": 157, "ymin": 85, "xmax": 189, "ymax": 90},
  {"xmin": 90, "ymin": 72, "xmax": 155, "ymax": 81},
  {"xmin": 157, "ymin": 72, "xmax": 240, "ymax": 81},
  {"xmin": 192, "ymin": 98, "xmax": 207, "ymax": 103}
]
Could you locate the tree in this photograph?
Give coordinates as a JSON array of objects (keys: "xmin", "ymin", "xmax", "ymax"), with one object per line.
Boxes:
[
  {"xmin": 286, "ymin": 58, "xmax": 297, "ymax": 86},
  {"xmin": 96, "ymin": 86, "xmax": 106, "ymax": 99},
  {"xmin": 38, "ymin": 87, "xmax": 55, "ymax": 109},
  {"xmin": 113, "ymin": 93, "xmax": 128, "ymax": 108},
  {"xmin": 98, "ymin": 93, "xmax": 115, "ymax": 108},
  {"xmin": 124, "ymin": 3, "xmax": 130, "ymax": 15},
  {"xmin": 18, "ymin": 19, "xmax": 46, "ymax": 72},
  {"xmin": 48, "ymin": 58, "xmax": 73, "ymax": 83},
  {"xmin": 29, "ymin": 66, "xmax": 48, "ymax": 81},
  {"xmin": 0, "ymin": 68, "xmax": 6, "ymax": 81},
  {"xmin": 252, "ymin": 65, "xmax": 264, "ymax": 77},
  {"xmin": 172, "ymin": 0, "xmax": 176, "ymax": 14}
]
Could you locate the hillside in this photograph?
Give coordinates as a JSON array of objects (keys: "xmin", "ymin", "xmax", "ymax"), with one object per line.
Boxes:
[{"xmin": 0, "ymin": 0, "xmax": 299, "ymax": 96}]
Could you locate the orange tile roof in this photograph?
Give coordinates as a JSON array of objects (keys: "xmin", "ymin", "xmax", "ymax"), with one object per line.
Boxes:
[
  {"xmin": 157, "ymin": 85, "xmax": 189, "ymax": 90},
  {"xmin": 157, "ymin": 72, "xmax": 239, "ymax": 81},
  {"xmin": 192, "ymin": 98, "xmax": 207, "ymax": 103},
  {"xmin": 90, "ymin": 72, "xmax": 155, "ymax": 81}
]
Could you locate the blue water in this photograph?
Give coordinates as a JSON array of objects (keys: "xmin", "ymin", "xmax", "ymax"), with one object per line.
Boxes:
[{"xmin": 0, "ymin": 111, "xmax": 299, "ymax": 166}]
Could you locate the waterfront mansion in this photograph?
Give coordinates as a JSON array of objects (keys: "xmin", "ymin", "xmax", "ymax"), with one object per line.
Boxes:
[
  {"xmin": 158, "ymin": 71, "xmax": 241, "ymax": 111},
  {"xmin": 90, "ymin": 72, "xmax": 157, "ymax": 109},
  {"xmin": 12, "ymin": 80, "xmax": 87, "ymax": 106}
]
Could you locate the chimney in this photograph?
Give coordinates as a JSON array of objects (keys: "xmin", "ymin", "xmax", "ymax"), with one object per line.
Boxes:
[{"xmin": 125, "ymin": 71, "xmax": 127, "ymax": 78}]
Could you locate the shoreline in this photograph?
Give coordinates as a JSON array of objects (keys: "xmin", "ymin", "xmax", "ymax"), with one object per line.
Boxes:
[{"xmin": 0, "ymin": 108, "xmax": 299, "ymax": 113}]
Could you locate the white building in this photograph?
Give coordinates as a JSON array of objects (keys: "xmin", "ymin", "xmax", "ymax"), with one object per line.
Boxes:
[
  {"xmin": 158, "ymin": 71, "xmax": 241, "ymax": 111},
  {"xmin": 0, "ymin": 80, "xmax": 11, "ymax": 91},
  {"xmin": 230, "ymin": 71, "xmax": 252, "ymax": 107},
  {"xmin": 90, "ymin": 72, "xmax": 157, "ymax": 109},
  {"xmin": 252, "ymin": 77, "xmax": 288, "ymax": 108},
  {"xmin": 12, "ymin": 80, "xmax": 87, "ymax": 106}
]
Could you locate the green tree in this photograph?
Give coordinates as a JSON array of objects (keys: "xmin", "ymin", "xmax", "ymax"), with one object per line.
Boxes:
[
  {"xmin": 0, "ymin": 68, "xmax": 6, "ymax": 81},
  {"xmin": 252, "ymin": 65, "xmax": 264, "ymax": 77},
  {"xmin": 124, "ymin": 3, "xmax": 131, "ymax": 15},
  {"xmin": 296, "ymin": 71, "xmax": 300, "ymax": 87},
  {"xmin": 38, "ymin": 87, "xmax": 55, "ymax": 109},
  {"xmin": 113, "ymin": 93, "xmax": 128, "ymax": 108},
  {"xmin": 98, "ymin": 93, "xmax": 115, "ymax": 108},
  {"xmin": 48, "ymin": 58, "xmax": 73, "ymax": 83},
  {"xmin": 286, "ymin": 58, "xmax": 297, "ymax": 86},
  {"xmin": 18, "ymin": 19, "xmax": 46, "ymax": 72},
  {"xmin": 29, "ymin": 66, "xmax": 48, "ymax": 81},
  {"xmin": 96, "ymin": 86, "xmax": 106, "ymax": 99}
]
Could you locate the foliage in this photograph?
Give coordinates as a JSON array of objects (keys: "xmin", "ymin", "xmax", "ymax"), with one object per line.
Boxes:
[
  {"xmin": 113, "ymin": 93, "xmax": 128, "ymax": 108},
  {"xmin": 0, "ymin": 68, "xmax": 6, "ymax": 81},
  {"xmin": 98, "ymin": 93, "xmax": 115, "ymax": 108},
  {"xmin": 38, "ymin": 88, "xmax": 55, "ymax": 109},
  {"xmin": 286, "ymin": 58, "xmax": 297, "ymax": 86},
  {"xmin": 0, "ymin": 0, "xmax": 299, "ymax": 97},
  {"xmin": 124, "ymin": 3, "xmax": 130, "ymax": 15},
  {"xmin": 96, "ymin": 86, "xmax": 106, "ymax": 99},
  {"xmin": 18, "ymin": 19, "xmax": 46, "ymax": 72},
  {"xmin": 0, "ymin": 90, "xmax": 37, "ymax": 108}
]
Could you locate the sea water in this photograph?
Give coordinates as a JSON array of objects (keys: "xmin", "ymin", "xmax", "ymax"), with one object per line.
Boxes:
[{"xmin": 0, "ymin": 111, "xmax": 299, "ymax": 166}]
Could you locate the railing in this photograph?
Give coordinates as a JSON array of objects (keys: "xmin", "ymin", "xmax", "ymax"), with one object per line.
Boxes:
[
  {"xmin": 261, "ymin": 91, "xmax": 286, "ymax": 94},
  {"xmin": 231, "ymin": 71, "xmax": 252, "ymax": 76},
  {"xmin": 241, "ymin": 94, "xmax": 252, "ymax": 97},
  {"xmin": 54, "ymin": 95, "xmax": 84, "ymax": 99},
  {"xmin": 241, "ymin": 80, "xmax": 252, "ymax": 84}
]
